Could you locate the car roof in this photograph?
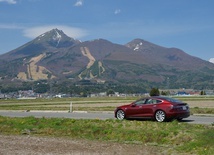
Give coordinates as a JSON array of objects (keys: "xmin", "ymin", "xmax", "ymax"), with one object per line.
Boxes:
[
  {"xmin": 149, "ymin": 96, "xmax": 176, "ymax": 100},
  {"xmin": 146, "ymin": 96, "xmax": 165, "ymax": 99},
  {"xmin": 149, "ymin": 96, "xmax": 183, "ymax": 103}
]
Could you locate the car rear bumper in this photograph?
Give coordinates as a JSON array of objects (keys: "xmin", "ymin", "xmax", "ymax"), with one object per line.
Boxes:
[{"xmin": 167, "ymin": 111, "xmax": 190, "ymax": 119}]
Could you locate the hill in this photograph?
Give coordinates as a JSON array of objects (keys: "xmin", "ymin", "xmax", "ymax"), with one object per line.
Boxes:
[{"xmin": 0, "ymin": 29, "xmax": 214, "ymax": 90}]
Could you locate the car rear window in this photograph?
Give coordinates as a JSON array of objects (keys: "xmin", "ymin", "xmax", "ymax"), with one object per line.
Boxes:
[{"xmin": 164, "ymin": 97, "xmax": 182, "ymax": 103}]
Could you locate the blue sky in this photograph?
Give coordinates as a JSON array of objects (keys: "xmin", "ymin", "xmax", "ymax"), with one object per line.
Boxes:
[{"xmin": 0, "ymin": 0, "xmax": 214, "ymax": 61}]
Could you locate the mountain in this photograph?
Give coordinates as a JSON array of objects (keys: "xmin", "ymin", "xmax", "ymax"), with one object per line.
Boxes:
[
  {"xmin": 1, "ymin": 29, "xmax": 80, "ymax": 61},
  {"xmin": 0, "ymin": 29, "xmax": 80, "ymax": 80},
  {"xmin": 0, "ymin": 29, "xmax": 214, "ymax": 89},
  {"xmin": 125, "ymin": 39, "xmax": 214, "ymax": 70}
]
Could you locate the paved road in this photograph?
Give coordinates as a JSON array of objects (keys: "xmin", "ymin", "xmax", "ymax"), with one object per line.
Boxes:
[{"xmin": 0, "ymin": 111, "xmax": 213, "ymax": 125}]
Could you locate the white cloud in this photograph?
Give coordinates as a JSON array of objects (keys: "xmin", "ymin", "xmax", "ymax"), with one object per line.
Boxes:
[
  {"xmin": 209, "ymin": 58, "xmax": 214, "ymax": 63},
  {"xmin": 74, "ymin": 0, "xmax": 83, "ymax": 7},
  {"xmin": 0, "ymin": 0, "xmax": 17, "ymax": 4},
  {"xmin": 114, "ymin": 9, "xmax": 121, "ymax": 15},
  {"xmin": 23, "ymin": 25, "xmax": 88, "ymax": 39}
]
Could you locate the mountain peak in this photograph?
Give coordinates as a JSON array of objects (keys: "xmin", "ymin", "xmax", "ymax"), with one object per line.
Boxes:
[
  {"xmin": 125, "ymin": 38, "xmax": 165, "ymax": 52},
  {"xmin": 34, "ymin": 29, "xmax": 80, "ymax": 48},
  {"xmin": 0, "ymin": 29, "xmax": 81, "ymax": 60},
  {"xmin": 37, "ymin": 29, "xmax": 67, "ymax": 42},
  {"xmin": 46, "ymin": 28, "xmax": 65, "ymax": 37}
]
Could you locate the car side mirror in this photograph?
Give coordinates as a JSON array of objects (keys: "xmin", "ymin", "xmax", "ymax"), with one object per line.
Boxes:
[{"xmin": 131, "ymin": 104, "xmax": 136, "ymax": 107}]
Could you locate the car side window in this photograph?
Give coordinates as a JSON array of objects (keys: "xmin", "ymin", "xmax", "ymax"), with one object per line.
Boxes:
[
  {"xmin": 146, "ymin": 99, "xmax": 161, "ymax": 104},
  {"xmin": 135, "ymin": 99, "xmax": 146, "ymax": 105},
  {"xmin": 146, "ymin": 99, "xmax": 153, "ymax": 104},
  {"xmin": 156, "ymin": 100, "xmax": 162, "ymax": 104}
]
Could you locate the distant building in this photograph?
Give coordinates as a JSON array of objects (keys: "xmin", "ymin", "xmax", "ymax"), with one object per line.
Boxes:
[
  {"xmin": 0, "ymin": 94, "xmax": 6, "ymax": 99},
  {"xmin": 176, "ymin": 91, "xmax": 190, "ymax": 96}
]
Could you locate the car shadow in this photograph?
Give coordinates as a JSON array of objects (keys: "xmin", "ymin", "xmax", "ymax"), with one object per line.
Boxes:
[
  {"xmin": 126, "ymin": 118, "xmax": 155, "ymax": 122},
  {"xmin": 126, "ymin": 118, "xmax": 195, "ymax": 123},
  {"xmin": 179, "ymin": 119, "xmax": 194, "ymax": 123}
]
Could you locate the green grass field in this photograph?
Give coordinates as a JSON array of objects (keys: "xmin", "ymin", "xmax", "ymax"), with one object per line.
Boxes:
[
  {"xmin": 0, "ymin": 96, "xmax": 213, "ymax": 114},
  {"xmin": 0, "ymin": 96, "xmax": 213, "ymax": 154}
]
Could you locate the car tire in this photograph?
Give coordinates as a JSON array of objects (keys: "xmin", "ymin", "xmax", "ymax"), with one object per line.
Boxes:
[
  {"xmin": 116, "ymin": 110, "xmax": 125, "ymax": 120},
  {"xmin": 155, "ymin": 110, "xmax": 166, "ymax": 122}
]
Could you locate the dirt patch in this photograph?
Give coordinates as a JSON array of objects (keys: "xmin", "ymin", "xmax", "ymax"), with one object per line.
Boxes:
[
  {"xmin": 80, "ymin": 47, "xmax": 96, "ymax": 69},
  {"xmin": 0, "ymin": 135, "xmax": 165, "ymax": 155},
  {"xmin": 17, "ymin": 53, "xmax": 55, "ymax": 80},
  {"xmin": 79, "ymin": 47, "xmax": 96, "ymax": 79}
]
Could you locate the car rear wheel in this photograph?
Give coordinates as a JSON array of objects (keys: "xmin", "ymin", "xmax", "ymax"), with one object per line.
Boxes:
[
  {"xmin": 116, "ymin": 110, "xmax": 125, "ymax": 120},
  {"xmin": 155, "ymin": 110, "xmax": 166, "ymax": 122}
]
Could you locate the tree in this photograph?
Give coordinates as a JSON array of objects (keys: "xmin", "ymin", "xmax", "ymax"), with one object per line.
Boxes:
[
  {"xmin": 200, "ymin": 90, "xmax": 206, "ymax": 95},
  {"xmin": 107, "ymin": 89, "xmax": 115, "ymax": 96},
  {"xmin": 161, "ymin": 90, "xmax": 170, "ymax": 96},
  {"xmin": 150, "ymin": 88, "xmax": 160, "ymax": 96},
  {"xmin": 33, "ymin": 83, "xmax": 49, "ymax": 94}
]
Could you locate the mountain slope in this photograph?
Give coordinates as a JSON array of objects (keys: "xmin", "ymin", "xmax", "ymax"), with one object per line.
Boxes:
[
  {"xmin": 0, "ymin": 29, "xmax": 81, "ymax": 80},
  {"xmin": 125, "ymin": 39, "xmax": 214, "ymax": 70},
  {"xmin": 0, "ymin": 29, "xmax": 214, "ymax": 89}
]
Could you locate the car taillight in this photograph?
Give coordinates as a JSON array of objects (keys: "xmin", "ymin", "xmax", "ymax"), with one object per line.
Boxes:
[
  {"xmin": 170, "ymin": 105, "xmax": 179, "ymax": 110},
  {"xmin": 170, "ymin": 105, "xmax": 175, "ymax": 109}
]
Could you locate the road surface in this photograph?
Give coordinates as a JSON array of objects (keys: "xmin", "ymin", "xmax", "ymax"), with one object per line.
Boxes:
[{"xmin": 0, "ymin": 111, "xmax": 213, "ymax": 125}]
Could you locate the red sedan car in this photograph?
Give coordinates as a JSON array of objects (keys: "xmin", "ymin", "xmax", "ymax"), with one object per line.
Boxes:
[{"xmin": 115, "ymin": 96, "xmax": 190, "ymax": 122}]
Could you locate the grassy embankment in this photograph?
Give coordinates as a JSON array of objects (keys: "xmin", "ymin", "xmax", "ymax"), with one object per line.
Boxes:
[{"xmin": 0, "ymin": 116, "xmax": 213, "ymax": 155}]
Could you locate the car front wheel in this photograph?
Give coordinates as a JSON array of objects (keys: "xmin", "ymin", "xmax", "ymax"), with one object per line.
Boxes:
[
  {"xmin": 155, "ymin": 110, "xmax": 166, "ymax": 122},
  {"xmin": 116, "ymin": 110, "xmax": 125, "ymax": 120}
]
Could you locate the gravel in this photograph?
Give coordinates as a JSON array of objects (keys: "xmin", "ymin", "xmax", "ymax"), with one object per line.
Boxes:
[{"xmin": 0, "ymin": 135, "xmax": 164, "ymax": 155}]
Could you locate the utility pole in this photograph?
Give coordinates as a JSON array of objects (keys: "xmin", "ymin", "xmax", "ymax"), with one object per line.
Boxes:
[{"xmin": 70, "ymin": 102, "xmax": 73, "ymax": 113}]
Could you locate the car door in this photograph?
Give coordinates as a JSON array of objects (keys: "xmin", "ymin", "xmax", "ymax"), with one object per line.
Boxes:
[
  {"xmin": 125, "ymin": 99, "xmax": 147, "ymax": 117},
  {"xmin": 139, "ymin": 99, "xmax": 157, "ymax": 117}
]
